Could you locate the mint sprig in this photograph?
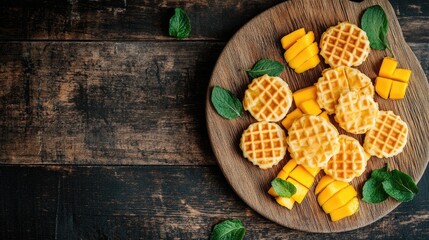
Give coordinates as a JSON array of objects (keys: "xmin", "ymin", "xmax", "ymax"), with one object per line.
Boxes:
[
  {"xmin": 246, "ymin": 59, "xmax": 284, "ymax": 79},
  {"xmin": 271, "ymin": 178, "xmax": 297, "ymax": 198},
  {"xmin": 361, "ymin": 5, "xmax": 392, "ymax": 55},
  {"xmin": 210, "ymin": 219, "xmax": 245, "ymax": 240},
  {"xmin": 169, "ymin": 8, "xmax": 191, "ymax": 40}
]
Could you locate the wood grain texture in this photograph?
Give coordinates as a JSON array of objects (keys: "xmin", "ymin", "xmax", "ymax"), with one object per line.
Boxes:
[
  {"xmin": 0, "ymin": 0, "xmax": 427, "ymax": 42},
  {"xmin": 206, "ymin": 0, "xmax": 429, "ymax": 232},
  {"xmin": 0, "ymin": 165, "xmax": 428, "ymax": 239},
  {"xmin": 0, "ymin": 42, "xmax": 223, "ymax": 165}
]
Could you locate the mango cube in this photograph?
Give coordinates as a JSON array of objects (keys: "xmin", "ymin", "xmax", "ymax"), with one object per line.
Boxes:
[
  {"xmin": 280, "ymin": 28, "xmax": 306, "ymax": 50},
  {"xmin": 289, "ymin": 165, "xmax": 315, "ymax": 189},
  {"xmin": 329, "ymin": 197, "xmax": 359, "ymax": 222},
  {"xmin": 288, "ymin": 42, "xmax": 319, "ymax": 69},
  {"xmin": 389, "ymin": 81, "xmax": 408, "ymax": 99},
  {"xmin": 318, "ymin": 111, "xmax": 330, "ymax": 122},
  {"xmin": 302, "ymin": 165, "xmax": 320, "ymax": 177},
  {"xmin": 315, "ymin": 175, "xmax": 335, "ymax": 195},
  {"xmin": 317, "ymin": 180, "xmax": 349, "ymax": 206},
  {"xmin": 293, "ymin": 86, "xmax": 317, "ymax": 107},
  {"xmin": 322, "ymin": 185, "xmax": 357, "ymax": 214},
  {"xmin": 268, "ymin": 187, "xmax": 278, "ymax": 197},
  {"xmin": 379, "ymin": 57, "xmax": 398, "ymax": 78},
  {"xmin": 391, "ymin": 68, "xmax": 412, "ymax": 83},
  {"xmin": 284, "ymin": 31, "xmax": 315, "ymax": 62},
  {"xmin": 375, "ymin": 77, "xmax": 393, "ymax": 99},
  {"xmin": 282, "ymin": 159, "xmax": 298, "ymax": 176},
  {"xmin": 299, "ymin": 99, "xmax": 322, "ymax": 115},
  {"xmin": 275, "ymin": 196, "xmax": 295, "ymax": 210},
  {"xmin": 287, "ymin": 177, "xmax": 309, "ymax": 204},
  {"xmin": 295, "ymin": 55, "xmax": 320, "ymax": 73},
  {"xmin": 281, "ymin": 108, "xmax": 303, "ymax": 129},
  {"xmin": 277, "ymin": 170, "xmax": 289, "ymax": 180}
]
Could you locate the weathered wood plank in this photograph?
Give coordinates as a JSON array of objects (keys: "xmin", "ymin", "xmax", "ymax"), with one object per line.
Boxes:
[
  {"xmin": 0, "ymin": 42, "xmax": 428, "ymax": 165},
  {"xmin": 0, "ymin": 0, "xmax": 427, "ymax": 42},
  {"xmin": 0, "ymin": 166, "xmax": 428, "ymax": 239}
]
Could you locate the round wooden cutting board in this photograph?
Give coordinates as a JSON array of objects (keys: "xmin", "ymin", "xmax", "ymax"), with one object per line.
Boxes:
[{"xmin": 206, "ymin": 0, "xmax": 429, "ymax": 233}]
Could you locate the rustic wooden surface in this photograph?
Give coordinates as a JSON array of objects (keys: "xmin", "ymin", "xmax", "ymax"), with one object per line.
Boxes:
[
  {"xmin": 206, "ymin": 0, "xmax": 429, "ymax": 232},
  {"xmin": 0, "ymin": 0, "xmax": 428, "ymax": 238}
]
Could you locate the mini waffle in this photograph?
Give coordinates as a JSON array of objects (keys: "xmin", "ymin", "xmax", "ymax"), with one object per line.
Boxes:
[
  {"xmin": 324, "ymin": 135, "xmax": 368, "ymax": 182},
  {"xmin": 316, "ymin": 66, "xmax": 374, "ymax": 114},
  {"xmin": 364, "ymin": 111, "xmax": 408, "ymax": 158},
  {"xmin": 287, "ymin": 115, "xmax": 340, "ymax": 168},
  {"xmin": 243, "ymin": 75, "xmax": 293, "ymax": 122},
  {"xmin": 240, "ymin": 121, "xmax": 287, "ymax": 169},
  {"xmin": 320, "ymin": 21, "xmax": 371, "ymax": 67},
  {"xmin": 335, "ymin": 91, "xmax": 379, "ymax": 134}
]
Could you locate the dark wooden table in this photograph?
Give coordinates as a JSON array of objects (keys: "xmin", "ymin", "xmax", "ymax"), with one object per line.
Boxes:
[{"xmin": 0, "ymin": 0, "xmax": 428, "ymax": 239}]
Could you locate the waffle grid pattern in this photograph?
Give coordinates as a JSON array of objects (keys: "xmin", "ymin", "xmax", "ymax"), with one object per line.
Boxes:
[
  {"xmin": 240, "ymin": 122, "xmax": 287, "ymax": 169},
  {"xmin": 243, "ymin": 75, "xmax": 292, "ymax": 122},
  {"xmin": 287, "ymin": 115, "xmax": 340, "ymax": 168},
  {"xmin": 364, "ymin": 111, "xmax": 408, "ymax": 158},
  {"xmin": 324, "ymin": 135, "xmax": 367, "ymax": 182},
  {"xmin": 335, "ymin": 91, "xmax": 379, "ymax": 134},
  {"xmin": 320, "ymin": 22, "xmax": 370, "ymax": 67}
]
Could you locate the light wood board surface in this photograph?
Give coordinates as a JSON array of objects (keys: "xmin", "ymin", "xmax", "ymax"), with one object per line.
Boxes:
[{"xmin": 206, "ymin": 0, "xmax": 429, "ymax": 233}]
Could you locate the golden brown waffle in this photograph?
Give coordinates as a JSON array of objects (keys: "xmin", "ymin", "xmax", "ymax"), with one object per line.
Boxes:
[
  {"xmin": 240, "ymin": 121, "xmax": 287, "ymax": 169},
  {"xmin": 324, "ymin": 135, "xmax": 368, "ymax": 182},
  {"xmin": 320, "ymin": 21, "xmax": 370, "ymax": 67},
  {"xmin": 335, "ymin": 91, "xmax": 379, "ymax": 134},
  {"xmin": 316, "ymin": 66, "xmax": 374, "ymax": 114},
  {"xmin": 287, "ymin": 115, "xmax": 340, "ymax": 168},
  {"xmin": 243, "ymin": 75, "xmax": 293, "ymax": 122},
  {"xmin": 364, "ymin": 111, "xmax": 408, "ymax": 158}
]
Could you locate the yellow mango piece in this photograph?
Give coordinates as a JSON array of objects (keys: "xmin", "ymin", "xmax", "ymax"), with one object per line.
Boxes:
[
  {"xmin": 318, "ymin": 111, "xmax": 330, "ymax": 122},
  {"xmin": 293, "ymin": 86, "xmax": 317, "ymax": 107},
  {"xmin": 329, "ymin": 197, "xmax": 359, "ymax": 222},
  {"xmin": 275, "ymin": 196, "xmax": 295, "ymax": 210},
  {"xmin": 268, "ymin": 187, "xmax": 277, "ymax": 197},
  {"xmin": 299, "ymin": 99, "xmax": 322, "ymax": 115},
  {"xmin": 281, "ymin": 108, "xmax": 303, "ymax": 129},
  {"xmin": 391, "ymin": 68, "xmax": 412, "ymax": 83},
  {"xmin": 379, "ymin": 57, "xmax": 398, "ymax": 78},
  {"xmin": 282, "ymin": 159, "xmax": 298, "ymax": 176},
  {"xmin": 317, "ymin": 180, "xmax": 349, "ymax": 206},
  {"xmin": 287, "ymin": 177, "xmax": 309, "ymax": 204},
  {"xmin": 315, "ymin": 175, "xmax": 335, "ymax": 195},
  {"xmin": 277, "ymin": 170, "xmax": 289, "ymax": 180},
  {"xmin": 302, "ymin": 165, "xmax": 320, "ymax": 177},
  {"xmin": 288, "ymin": 42, "xmax": 319, "ymax": 69},
  {"xmin": 322, "ymin": 185, "xmax": 357, "ymax": 214},
  {"xmin": 389, "ymin": 81, "xmax": 408, "ymax": 99},
  {"xmin": 295, "ymin": 55, "xmax": 320, "ymax": 73},
  {"xmin": 284, "ymin": 31, "xmax": 315, "ymax": 62},
  {"xmin": 280, "ymin": 28, "xmax": 306, "ymax": 50},
  {"xmin": 375, "ymin": 77, "xmax": 393, "ymax": 99},
  {"xmin": 289, "ymin": 165, "xmax": 315, "ymax": 189}
]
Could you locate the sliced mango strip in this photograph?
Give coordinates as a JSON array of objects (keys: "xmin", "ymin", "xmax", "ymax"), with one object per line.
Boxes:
[
  {"xmin": 276, "ymin": 196, "xmax": 295, "ymax": 210},
  {"xmin": 379, "ymin": 57, "xmax": 398, "ymax": 78},
  {"xmin": 293, "ymin": 85, "xmax": 317, "ymax": 107},
  {"xmin": 281, "ymin": 108, "xmax": 303, "ymax": 129},
  {"xmin": 302, "ymin": 165, "xmax": 320, "ymax": 177},
  {"xmin": 281, "ymin": 28, "xmax": 306, "ymax": 50},
  {"xmin": 284, "ymin": 31, "xmax": 315, "ymax": 62},
  {"xmin": 317, "ymin": 180, "xmax": 349, "ymax": 206},
  {"xmin": 299, "ymin": 99, "xmax": 322, "ymax": 115},
  {"xmin": 391, "ymin": 68, "xmax": 412, "ymax": 83},
  {"xmin": 375, "ymin": 77, "xmax": 393, "ymax": 100},
  {"xmin": 315, "ymin": 175, "xmax": 335, "ymax": 195},
  {"xmin": 318, "ymin": 111, "xmax": 330, "ymax": 122},
  {"xmin": 329, "ymin": 197, "xmax": 359, "ymax": 222},
  {"xmin": 389, "ymin": 81, "xmax": 408, "ymax": 99},
  {"xmin": 287, "ymin": 177, "xmax": 309, "ymax": 204},
  {"xmin": 322, "ymin": 185, "xmax": 357, "ymax": 214},
  {"xmin": 289, "ymin": 165, "xmax": 314, "ymax": 189},
  {"xmin": 288, "ymin": 42, "xmax": 319, "ymax": 69},
  {"xmin": 268, "ymin": 159, "xmax": 298, "ymax": 197},
  {"xmin": 295, "ymin": 55, "xmax": 320, "ymax": 74},
  {"xmin": 282, "ymin": 159, "xmax": 298, "ymax": 176}
]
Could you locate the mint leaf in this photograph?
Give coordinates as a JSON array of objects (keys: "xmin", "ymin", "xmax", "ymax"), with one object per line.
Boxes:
[
  {"xmin": 246, "ymin": 59, "xmax": 284, "ymax": 79},
  {"xmin": 210, "ymin": 219, "xmax": 245, "ymax": 240},
  {"xmin": 211, "ymin": 86, "xmax": 243, "ymax": 120},
  {"xmin": 362, "ymin": 177, "xmax": 389, "ymax": 203},
  {"xmin": 169, "ymin": 8, "xmax": 191, "ymax": 39},
  {"xmin": 371, "ymin": 165, "xmax": 391, "ymax": 182},
  {"xmin": 382, "ymin": 170, "xmax": 419, "ymax": 202},
  {"xmin": 271, "ymin": 178, "xmax": 297, "ymax": 198},
  {"xmin": 361, "ymin": 5, "xmax": 389, "ymax": 50}
]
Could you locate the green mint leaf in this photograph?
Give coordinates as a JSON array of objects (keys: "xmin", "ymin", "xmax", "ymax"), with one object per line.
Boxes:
[
  {"xmin": 371, "ymin": 164, "xmax": 391, "ymax": 182},
  {"xmin": 169, "ymin": 8, "xmax": 191, "ymax": 40},
  {"xmin": 210, "ymin": 219, "xmax": 245, "ymax": 240},
  {"xmin": 382, "ymin": 169, "xmax": 419, "ymax": 202},
  {"xmin": 211, "ymin": 86, "xmax": 243, "ymax": 120},
  {"xmin": 361, "ymin": 5, "xmax": 389, "ymax": 50},
  {"xmin": 246, "ymin": 59, "xmax": 284, "ymax": 79},
  {"xmin": 362, "ymin": 177, "xmax": 389, "ymax": 203},
  {"xmin": 271, "ymin": 178, "xmax": 297, "ymax": 198}
]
